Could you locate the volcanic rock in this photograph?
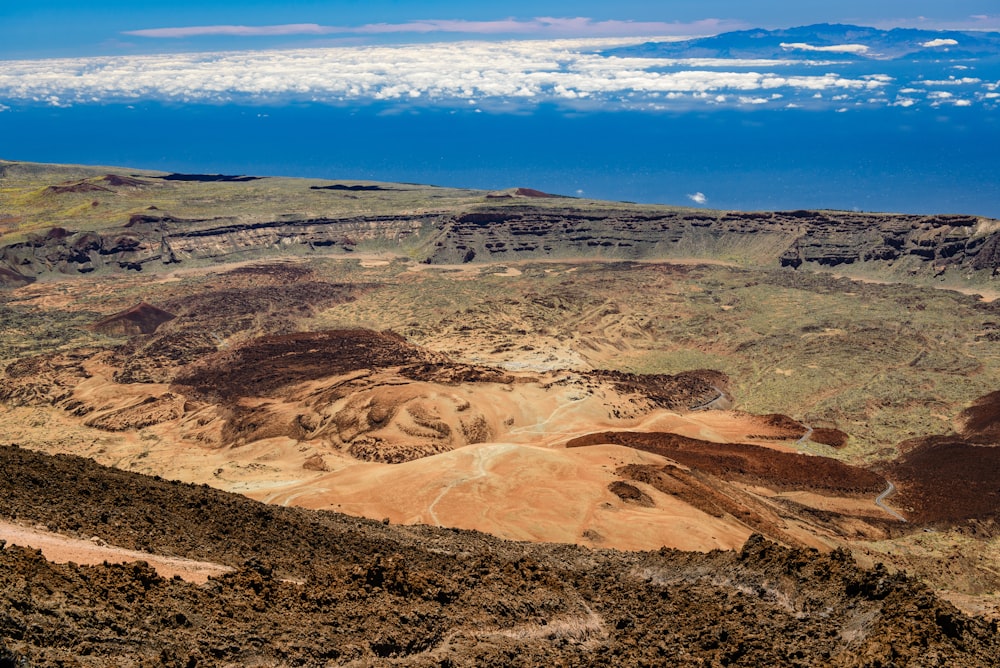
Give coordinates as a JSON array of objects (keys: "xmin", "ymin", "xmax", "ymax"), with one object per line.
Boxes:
[
  {"xmin": 4, "ymin": 197, "xmax": 998, "ymax": 279},
  {"xmin": 1, "ymin": 443, "xmax": 998, "ymax": 667},
  {"xmin": 957, "ymin": 390, "xmax": 1000, "ymax": 443},
  {"xmin": 0, "ymin": 267, "xmax": 34, "ymax": 288},
  {"xmin": 89, "ymin": 301, "xmax": 177, "ymax": 336}
]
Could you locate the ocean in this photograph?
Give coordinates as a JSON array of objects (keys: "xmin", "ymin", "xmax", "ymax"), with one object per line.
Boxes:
[{"xmin": 2, "ymin": 102, "xmax": 998, "ymax": 217}]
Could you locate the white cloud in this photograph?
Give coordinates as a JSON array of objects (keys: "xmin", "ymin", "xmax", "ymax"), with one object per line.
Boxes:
[
  {"xmin": 0, "ymin": 38, "xmax": 889, "ymax": 109},
  {"xmin": 780, "ymin": 42, "xmax": 870, "ymax": 55},
  {"xmin": 687, "ymin": 192, "xmax": 707, "ymax": 204},
  {"xmin": 915, "ymin": 77, "xmax": 981, "ymax": 85},
  {"xmin": 921, "ymin": 38, "xmax": 959, "ymax": 48},
  {"xmin": 614, "ymin": 57, "xmax": 843, "ymax": 67}
]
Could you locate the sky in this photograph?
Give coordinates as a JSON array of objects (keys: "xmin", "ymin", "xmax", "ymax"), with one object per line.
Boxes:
[
  {"xmin": 2, "ymin": 1, "xmax": 999, "ymax": 58},
  {"xmin": 2, "ymin": 0, "xmax": 998, "ymax": 113}
]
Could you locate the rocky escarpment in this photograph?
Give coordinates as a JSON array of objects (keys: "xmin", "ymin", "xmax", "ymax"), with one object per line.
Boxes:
[
  {"xmin": 425, "ymin": 206, "xmax": 1000, "ymax": 276},
  {"xmin": 0, "ymin": 213, "xmax": 440, "ymax": 276},
  {"xmin": 3, "ymin": 201, "xmax": 999, "ymax": 279}
]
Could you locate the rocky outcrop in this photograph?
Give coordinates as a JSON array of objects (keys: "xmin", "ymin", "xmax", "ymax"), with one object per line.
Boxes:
[
  {"xmin": 88, "ymin": 302, "xmax": 176, "ymax": 336},
  {"xmin": 3, "ymin": 201, "xmax": 998, "ymax": 280},
  {"xmin": 1, "ymin": 213, "xmax": 439, "ymax": 277},
  {"xmin": 1, "ymin": 226, "xmax": 161, "ymax": 274},
  {"xmin": 0, "ymin": 267, "xmax": 33, "ymax": 287},
  {"xmin": 426, "ymin": 206, "xmax": 1000, "ymax": 277}
]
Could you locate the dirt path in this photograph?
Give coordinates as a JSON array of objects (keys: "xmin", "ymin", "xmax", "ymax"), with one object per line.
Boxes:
[
  {"xmin": 426, "ymin": 444, "xmax": 498, "ymax": 527},
  {"xmin": 875, "ymin": 481, "xmax": 908, "ymax": 523},
  {"xmin": 0, "ymin": 520, "xmax": 232, "ymax": 583}
]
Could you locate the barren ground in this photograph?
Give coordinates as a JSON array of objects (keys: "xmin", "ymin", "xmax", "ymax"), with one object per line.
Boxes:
[{"xmin": 3, "ymin": 163, "xmax": 1000, "ymax": 661}]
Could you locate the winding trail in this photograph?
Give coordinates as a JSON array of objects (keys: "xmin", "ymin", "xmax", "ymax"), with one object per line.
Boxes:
[
  {"xmin": 791, "ymin": 427, "xmax": 906, "ymax": 523},
  {"xmin": 689, "ymin": 386, "xmax": 730, "ymax": 412},
  {"xmin": 793, "ymin": 425, "xmax": 828, "ymax": 457},
  {"xmin": 875, "ymin": 481, "xmax": 907, "ymax": 523},
  {"xmin": 426, "ymin": 445, "xmax": 495, "ymax": 527},
  {"xmin": 506, "ymin": 394, "xmax": 594, "ymax": 441}
]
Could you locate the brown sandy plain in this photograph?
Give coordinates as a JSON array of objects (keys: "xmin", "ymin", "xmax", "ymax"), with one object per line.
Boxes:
[{"xmin": 0, "ymin": 256, "xmax": 939, "ymax": 563}]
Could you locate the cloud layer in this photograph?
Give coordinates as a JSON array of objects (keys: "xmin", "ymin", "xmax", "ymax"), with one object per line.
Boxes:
[
  {"xmin": 780, "ymin": 42, "xmax": 870, "ymax": 55},
  {"xmin": 0, "ymin": 38, "xmax": 884, "ymax": 108},
  {"xmin": 0, "ymin": 37, "xmax": 995, "ymax": 112}
]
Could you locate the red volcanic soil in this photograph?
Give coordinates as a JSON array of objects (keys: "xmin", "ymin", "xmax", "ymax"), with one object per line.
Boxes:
[
  {"xmin": 958, "ymin": 390, "xmax": 1000, "ymax": 443},
  {"xmin": 588, "ymin": 369, "xmax": 728, "ymax": 411},
  {"xmin": 43, "ymin": 181, "xmax": 111, "ymax": 195},
  {"xmin": 735, "ymin": 415, "xmax": 847, "ymax": 446},
  {"xmin": 887, "ymin": 435, "xmax": 1000, "ymax": 524},
  {"xmin": 89, "ymin": 302, "xmax": 176, "ymax": 336},
  {"xmin": 97, "ymin": 174, "xmax": 152, "ymax": 188},
  {"xmin": 811, "ymin": 428, "xmax": 849, "ymax": 447},
  {"xmin": 173, "ymin": 329, "xmax": 445, "ymax": 399},
  {"xmin": 567, "ymin": 431, "xmax": 884, "ymax": 495},
  {"xmin": 744, "ymin": 413, "xmax": 808, "ymax": 440},
  {"xmin": 514, "ymin": 187, "xmax": 560, "ymax": 198},
  {"xmin": 486, "ymin": 187, "xmax": 562, "ymax": 199}
]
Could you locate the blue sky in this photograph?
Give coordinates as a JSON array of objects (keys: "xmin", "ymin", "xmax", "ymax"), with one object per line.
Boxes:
[{"xmin": 2, "ymin": 1, "xmax": 999, "ymax": 58}]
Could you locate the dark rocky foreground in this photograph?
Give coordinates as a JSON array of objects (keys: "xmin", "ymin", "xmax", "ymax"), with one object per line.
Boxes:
[{"xmin": 1, "ymin": 444, "xmax": 998, "ymax": 667}]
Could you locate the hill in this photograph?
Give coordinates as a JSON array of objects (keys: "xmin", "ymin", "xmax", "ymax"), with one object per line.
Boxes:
[{"xmin": 606, "ymin": 23, "xmax": 1000, "ymax": 61}]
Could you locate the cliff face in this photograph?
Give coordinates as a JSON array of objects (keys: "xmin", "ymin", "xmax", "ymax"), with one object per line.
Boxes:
[
  {"xmin": 3, "ymin": 201, "xmax": 999, "ymax": 279},
  {"xmin": 0, "ymin": 214, "xmax": 438, "ymax": 276},
  {"xmin": 424, "ymin": 206, "xmax": 1000, "ymax": 276}
]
